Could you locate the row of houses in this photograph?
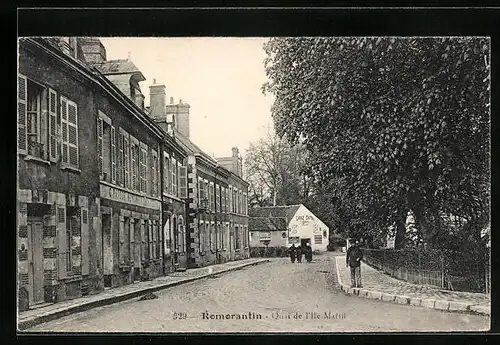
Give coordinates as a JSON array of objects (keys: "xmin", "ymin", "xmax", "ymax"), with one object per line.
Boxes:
[{"xmin": 17, "ymin": 37, "xmax": 250, "ymax": 309}]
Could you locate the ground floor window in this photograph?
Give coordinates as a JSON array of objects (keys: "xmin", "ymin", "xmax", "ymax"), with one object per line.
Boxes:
[
  {"xmin": 120, "ymin": 217, "xmax": 131, "ymax": 264},
  {"xmin": 314, "ymin": 235, "xmax": 323, "ymax": 244},
  {"xmin": 235, "ymin": 226, "xmax": 240, "ymax": 250}
]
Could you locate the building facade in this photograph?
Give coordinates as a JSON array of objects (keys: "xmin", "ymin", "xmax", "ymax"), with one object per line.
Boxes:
[
  {"xmin": 249, "ymin": 204, "xmax": 330, "ymax": 252},
  {"xmin": 18, "ymin": 36, "xmax": 250, "ymax": 310}
]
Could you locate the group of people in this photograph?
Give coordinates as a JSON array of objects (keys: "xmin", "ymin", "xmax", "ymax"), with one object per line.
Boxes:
[{"xmin": 288, "ymin": 243, "xmax": 313, "ymax": 263}]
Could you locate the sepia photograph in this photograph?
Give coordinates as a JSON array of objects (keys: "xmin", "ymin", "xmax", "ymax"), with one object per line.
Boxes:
[{"xmin": 16, "ymin": 34, "xmax": 490, "ymax": 333}]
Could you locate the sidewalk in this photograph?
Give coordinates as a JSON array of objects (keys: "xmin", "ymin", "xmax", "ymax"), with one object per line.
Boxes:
[
  {"xmin": 18, "ymin": 258, "xmax": 270, "ymax": 331},
  {"xmin": 334, "ymin": 256, "xmax": 490, "ymax": 316}
]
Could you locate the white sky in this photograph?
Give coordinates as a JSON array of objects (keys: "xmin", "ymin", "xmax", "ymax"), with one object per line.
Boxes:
[{"xmin": 99, "ymin": 37, "xmax": 275, "ymax": 159}]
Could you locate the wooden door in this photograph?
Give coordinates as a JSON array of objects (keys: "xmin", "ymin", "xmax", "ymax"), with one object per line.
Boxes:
[
  {"xmin": 28, "ymin": 217, "xmax": 44, "ymax": 304},
  {"xmin": 102, "ymin": 214, "xmax": 113, "ymax": 275}
]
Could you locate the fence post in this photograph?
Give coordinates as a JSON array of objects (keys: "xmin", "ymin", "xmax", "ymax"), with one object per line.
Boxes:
[{"xmin": 440, "ymin": 254, "xmax": 445, "ymax": 289}]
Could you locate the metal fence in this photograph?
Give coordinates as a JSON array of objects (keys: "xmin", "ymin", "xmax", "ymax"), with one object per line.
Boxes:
[{"xmin": 361, "ymin": 248, "xmax": 489, "ymax": 293}]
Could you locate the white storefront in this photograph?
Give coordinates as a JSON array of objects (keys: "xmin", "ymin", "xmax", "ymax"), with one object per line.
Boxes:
[{"xmin": 285, "ymin": 205, "xmax": 329, "ymax": 251}]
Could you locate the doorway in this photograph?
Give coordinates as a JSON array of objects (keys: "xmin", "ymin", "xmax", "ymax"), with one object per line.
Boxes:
[
  {"xmin": 27, "ymin": 216, "xmax": 44, "ymax": 305},
  {"xmin": 301, "ymin": 238, "xmax": 311, "ymax": 247},
  {"xmin": 102, "ymin": 213, "xmax": 113, "ymax": 287}
]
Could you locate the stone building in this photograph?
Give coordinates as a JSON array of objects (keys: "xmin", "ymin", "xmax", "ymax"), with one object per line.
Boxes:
[
  {"xmin": 148, "ymin": 86, "xmax": 250, "ymax": 268},
  {"xmin": 18, "ymin": 37, "xmax": 102, "ymax": 307},
  {"xmin": 249, "ymin": 204, "xmax": 330, "ymax": 252}
]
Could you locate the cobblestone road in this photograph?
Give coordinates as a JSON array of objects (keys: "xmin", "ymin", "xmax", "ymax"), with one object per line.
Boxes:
[
  {"xmin": 337, "ymin": 259, "xmax": 490, "ymax": 307},
  {"xmin": 28, "ymin": 253, "xmax": 489, "ymax": 332}
]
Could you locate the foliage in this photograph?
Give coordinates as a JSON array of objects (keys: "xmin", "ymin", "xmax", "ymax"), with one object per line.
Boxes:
[{"xmin": 263, "ymin": 37, "xmax": 490, "ymax": 250}]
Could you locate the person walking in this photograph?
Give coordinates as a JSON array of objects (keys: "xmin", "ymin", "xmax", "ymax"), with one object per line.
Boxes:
[
  {"xmin": 305, "ymin": 242, "xmax": 313, "ymax": 263},
  {"xmin": 288, "ymin": 244, "xmax": 297, "ymax": 263},
  {"xmin": 296, "ymin": 245, "xmax": 303, "ymax": 263},
  {"xmin": 346, "ymin": 240, "xmax": 363, "ymax": 288}
]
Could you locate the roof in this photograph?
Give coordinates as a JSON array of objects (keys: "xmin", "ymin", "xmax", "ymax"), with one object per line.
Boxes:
[
  {"xmin": 249, "ymin": 205, "xmax": 301, "ymax": 221},
  {"xmin": 249, "ymin": 217, "xmax": 288, "ymax": 231},
  {"xmin": 91, "ymin": 59, "xmax": 146, "ymax": 80},
  {"xmin": 174, "ymin": 129, "xmax": 216, "ymax": 163}
]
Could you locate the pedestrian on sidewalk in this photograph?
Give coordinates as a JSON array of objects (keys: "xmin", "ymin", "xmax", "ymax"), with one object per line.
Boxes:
[
  {"xmin": 288, "ymin": 244, "xmax": 297, "ymax": 263},
  {"xmin": 346, "ymin": 240, "xmax": 363, "ymax": 288},
  {"xmin": 296, "ymin": 245, "xmax": 303, "ymax": 263},
  {"xmin": 304, "ymin": 242, "xmax": 313, "ymax": 263}
]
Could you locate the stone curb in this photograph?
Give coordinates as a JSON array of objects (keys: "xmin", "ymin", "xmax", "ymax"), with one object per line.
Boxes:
[
  {"xmin": 18, "ymin": 259, "xmax": 270, "ymax": 331},
  {"xmin": 334, "ymin": 256, "xmax": 490, "ymax": 316}
]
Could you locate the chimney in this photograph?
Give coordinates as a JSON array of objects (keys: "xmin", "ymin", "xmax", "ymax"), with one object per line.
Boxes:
[
  {"xmin": 149, "ymin": 79, "xmax": 166, "ymax": 123},
  {"xmin": 232, "ymin": 147, "xmax": 239, "ymax": 157},
  {"xmin": 170, "ymin": 97, "xmax": 174, "ymax": 104},
  {"xmin": 79, "ymin": 37, "xmax": 107, "ymax": 63},
  {"xmin": 166, "ymin": 99, "xmax": 190, "ymax": 138}
]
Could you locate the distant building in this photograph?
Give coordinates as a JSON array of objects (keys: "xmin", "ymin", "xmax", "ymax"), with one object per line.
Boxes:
[{"xmin": 249, "ymin": 204, "xmax": 330, "ymax": 252}]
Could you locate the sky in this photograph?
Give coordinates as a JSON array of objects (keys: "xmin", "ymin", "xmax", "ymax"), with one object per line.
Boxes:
[{"xmin": 99, "ymin": 37, "xmax": 275, "ymax": 159}]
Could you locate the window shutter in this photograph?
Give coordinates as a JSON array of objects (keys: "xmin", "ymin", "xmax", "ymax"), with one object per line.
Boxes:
[
  {"xmin": 67, "ymin": 101, "xmax": 79, "ymax": 168},
  {"xmin": 111, "ymin": 126, "xmax": 116, "ymax": 184},
  {"xmin": 48, "ymin": 89, "xmax": 58, "ymax": 162},
  {"xmin": 167, "ymin": 158, "xmax": 172, "ymax": 194},
  {"xmin": 56, "ymin": 205, "xmax": 68, "ymax": 279},
  {"xmin": 118, "ymin": 132, "xmax": 123, "ymax": 187},
  {"xmin": 18, "ymin": 74, "xmax": 27, "ymax": 154},
  {"xmin": 179, "ymin": 165, "xmax": 187, "ymax": 198},
  {"xmin": 163, "ymin": 156, "xmax": 168, "ymax": 195},
  {"xmin": 124, "ymin": 136, "xmax": 129, "ymax": 189},
  {"xmin": 97, "ymin": 117, "xmax": 103, "ymax": 178},
  {"xmin": 171, "ymin": 158, "xmax": 177, "ymax": 196},
  {"xmin": 60, "ymin": 98, "xmax": 69, "ymax": 164},
  {"xmin": 80, "ymin": 207, "xmax": 89, "ymax": 275}
]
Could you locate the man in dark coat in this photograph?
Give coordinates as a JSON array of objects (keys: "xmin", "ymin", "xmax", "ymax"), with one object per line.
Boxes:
[
  {"xmin": 304, "ymin": 242, "xmax": 313, "ymax": 262},
  {"xmin": 346, "ymin": 240, "xmax": 363, "ymax": 288},
  {"xmin": 296, "ymin": 245, "xmax": 303, "ymax": 263},
  {"xmin": 288, "ymin": 244, "xmax": 297, "ymax": 263}
]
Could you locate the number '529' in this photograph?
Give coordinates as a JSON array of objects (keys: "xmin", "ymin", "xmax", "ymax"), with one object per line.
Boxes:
[{"xmin": 173, "ymin": 312, "xmax": 187, "ymax": 320}]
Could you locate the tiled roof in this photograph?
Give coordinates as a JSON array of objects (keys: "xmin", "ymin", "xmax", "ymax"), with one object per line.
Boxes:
[
  {"xmin": 249, "ymin": 205, "xmax": 301, "ymax": 221},
  {"xmin": 248, "ymin": 217, "xmax": 288, "ymax": 231},
  {"xmin": 91, "ymin": 59, "xmax": 144, "ymax": 75}
]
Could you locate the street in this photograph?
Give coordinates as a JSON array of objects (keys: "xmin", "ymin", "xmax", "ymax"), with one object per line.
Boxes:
[{"xmin": 28, "ymin": 253, "xmax": 489, "ymax": 332}]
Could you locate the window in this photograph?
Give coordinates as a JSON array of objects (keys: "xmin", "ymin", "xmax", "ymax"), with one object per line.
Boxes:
[
  {"xmin": 66, "ymin": 207, "xmax": 80, "ymax": 275},
  {"xmin": 198, "ymin": 177, "xmax": 205, "ymax": 204},
  {"xmin": 228, "ymin": 186, "xmax": 233, "ymax": 213},
  {"xmin": 131, "ymin": 144, "xmax": 139, "ymax": 191},
  {"xmin": 179, "ymin": 163, "xmax": 187, "ymax": 198},
  {"xmin": 244, "ymin": 226, "xmax": 248, "ymax": 248},
  {"xmin": 235, "ymin": 225, "xmax": 240, "ymax": 250},
  {"xmin": 139, "ymin": 145, "xmax": 147, "ymax": 194},
  {"xmin": 18, "ymin": 75, "xmax": 61, "ymax": 162},
  {"xmin": 98, "ymin": 113, "xmax": 113, "ymax": 182},
  {"xmin": 120, "ymin": 217, "xmax": 131, "ymax": 264},
  {"xmin": 314, "ymin": 235, "xmax": 323, "ymax": 244},
  {"xmin": 225, "ymin": 223, "xmax": 229, "ymax": 250},
  {"xmin": 221, "ymin": 187, "xmax": 226, "ymax": 213},
  {"xmin": 148, "ymin": 220, "xmax": 153, "ymax": 260},
  {"xmin": 209, "ymin": 222, "xmax": 214, "ymax": 251},
  {"xmin": 117, "ymin": 132, "xmax": 124, "ymax": 187},
  {"xmin": 26, "ymin": 80, "xmax": 46, "ymax": 159},
  {"xmin": 216, "ymin": 185, "xmax": 221, "ymax": 212},
  {"xmin": 123, "ymin": 135, "xmax": 130, "ymax": 189},
  {"xmin": 163, "ymin": 152, "xmax": 170, "ymax": 194},
  {"xmin": 156, "ymin": 221, "xmax": 161, "ymax": 258},
  {"xmin": 150, "ymin": 150, "xmax": 158, "ymax": 197},
  {"xmin": 167, "ymin": 157, "xmax": 172, "ymax": 194},
  {"xmin": 209, "ymin": 183, "xmax": 215, "ymax": 212},
  {"xmin": 171, "ymin": 158, "xmax": 177, "ymax": 196},
  {"xmin": 217, "ymin": 223, "xmax": 222, "ymax": 250},
  {"xmin": 178, "ymin": 217, "xmax": 185, "ymax": 254},
  {"xmin": 199, "ymin": 221, "xmax": 206, "ymax": 253},
  {"xmin": 61, "ymin": 97, "xmax": 79, "ymax": 168}
]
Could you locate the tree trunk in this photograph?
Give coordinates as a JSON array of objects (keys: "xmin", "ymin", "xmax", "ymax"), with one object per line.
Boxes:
[
  {"xmin": 412, "ymin": 205, "xmax": 428, "ymax": 248},
  {"xmin": 394, "ymin": 209, "xmax": 407, "ymax": 249},
  {"xmin": 273, "ymin": 189, "xmax": 277, "ymax": 206}
]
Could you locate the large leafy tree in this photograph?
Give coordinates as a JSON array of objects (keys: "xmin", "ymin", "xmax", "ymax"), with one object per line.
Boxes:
[{"xmin": 263, "ymin": 37, "xmax": 490, "ymax": 250}]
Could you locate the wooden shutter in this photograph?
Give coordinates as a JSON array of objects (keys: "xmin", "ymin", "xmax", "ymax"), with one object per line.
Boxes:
[
  {"xmin": 80, "ymin": 207, "xmax": 89, "ymax": 275},
  {"xmin": 18, "ymin": 74, "xmax": 27, "ymax": 154},
  {"xmin": 111, "ymin": 126, "xmax": 116, "ymax": 184},
  {"xmin": 67, "ymin": 101, "xmax": 79, "ymax": 168},
  {"xmin": 48, "ymin": 89, "xmax": 58, "ymax": 162},
  {"xmin": 167, "ymin": 157, "xmax": 172, "ymax": 194},
  {"xmin": 117, "ymin": 132, "xmax": 123, "ymax": 187},
  {"xmin": 60, "ymin": 97, "xmax": 69, "ymax": 164},
  {"xmin": 124, "ymin": 135, "xmax": 129, "ymax": 189},
  {"xmin": 97, "ymin": 117, "xmax": 103, "ymax": 178},
  {"xmin": 119, "ymin": 216, "xmax": 125, "ymax": 264},
  {"xmin": 56, "ymin": 205, "xmax": 67, "ymax": 279},
  {"xmin": 179, "ymin": 165, "xmax": 187, "ymax": 198}
]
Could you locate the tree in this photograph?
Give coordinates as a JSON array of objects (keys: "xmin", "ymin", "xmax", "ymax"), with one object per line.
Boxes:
[
  {"xmin": 245, "ymin": 129, "xmax": 310, "ymax": 207},
  {"xmin": 263, "ymin": 37, "xmax": 490, "ymax": 250}
]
